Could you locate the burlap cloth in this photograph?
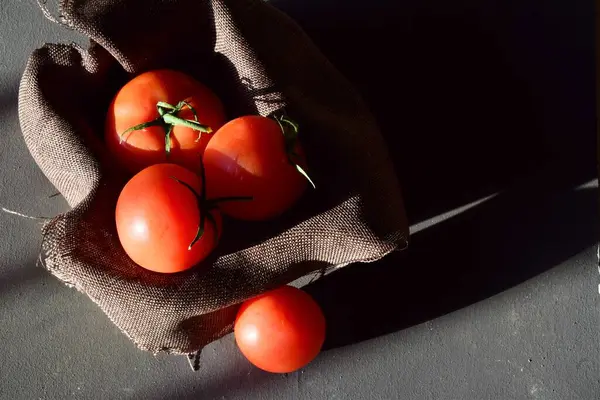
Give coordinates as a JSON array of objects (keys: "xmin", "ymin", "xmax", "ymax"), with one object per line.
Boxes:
[{"xmin": 18, "ymin": 0, "xmax": 408, "ymax": 356}]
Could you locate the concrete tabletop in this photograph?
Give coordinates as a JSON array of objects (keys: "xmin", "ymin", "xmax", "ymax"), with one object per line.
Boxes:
[{"xmin": 1, "ymin": 1, "xmax": 598, "ymax": 399}]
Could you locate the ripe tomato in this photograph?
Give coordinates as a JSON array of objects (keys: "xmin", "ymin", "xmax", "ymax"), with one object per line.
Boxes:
[
  {"xmin": 115, "ymin": 163, "xmax": 221, "ymax": 273},
  {"xmin": 234, "ymin": 286, "xmax": 326, "ymax": 373},
  {"xmin": 203, "ymin": 115, "xmax": 312, "ymax": 221},
  {"xmin": 105, "ymin": 69, "xmax": 226, "ymax": 174}
]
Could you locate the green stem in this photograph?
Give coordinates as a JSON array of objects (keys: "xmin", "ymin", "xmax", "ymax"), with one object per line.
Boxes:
[
  {"xmin": 272, "ymin": 114, "xmax": 316, "ymax": 189},
  {"xmin": 169, "ymin": 165, "xmax": 252, "ymax": 251},
  {"xmin": 209, "ymin": 196, "xmax": 254, "ymax": 204},
  {"xmin": 206, "ymin": 213, "xmax": 220, "ymax": 239},
  {"xmin": 164, "ymin": 125, "xmax": 174, "ymax": 156},
  {"xmin": 119, "ymin": 119, "xmax": 164, "ymax": 143},
  {"xmin": 294, "ymin": 164, "xmax": 316, "ymax": 189},
  {"xmin": 163, "ymin": 114, "xmax": 212, "ymax": 132},
  {"xmin": 205, "ymin": 196, "xmax": 253, "ymax": 210},
  {"xmin": 120, "ymin": 100, "xmax": 213, "ymax": 155},
  {"xmin": 156, "ymin": 101, "xmax": 176, "ymax": 110},
  {"xmin": 179, "ymin": 101, "xmax": 199, "ymax": 122}
]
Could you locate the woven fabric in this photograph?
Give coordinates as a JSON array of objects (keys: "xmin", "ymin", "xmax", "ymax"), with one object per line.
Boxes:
[{"xmin": 18, "ymin": 0, "xmax": 408, "ymax": 354}]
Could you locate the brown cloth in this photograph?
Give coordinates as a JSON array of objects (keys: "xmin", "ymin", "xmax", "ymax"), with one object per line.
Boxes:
[{"xmin": 18, "ymin": 0, "xmax": 408, "ymax": 355}]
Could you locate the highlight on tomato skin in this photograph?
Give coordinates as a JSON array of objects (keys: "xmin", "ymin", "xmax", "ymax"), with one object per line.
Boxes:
[
  {"xmin": 105, "ymin": 69, "xmax": 226, "ymax": 175},
  {"xmin": 115, "ymin": 163, "xmax": 222, "ymax": 274},
  {"xmin": 203, "ymin": 115, "xmax": 312, "ymax": 221},
  {"xmin": 234, "ymin": 285, "xmax": 326, "ymax": 373}
]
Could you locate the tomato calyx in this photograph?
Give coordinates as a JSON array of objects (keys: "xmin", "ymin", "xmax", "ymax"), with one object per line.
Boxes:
[
  {"xmin": 120, "ymin": 100, "xmax": 213, "ymax": 157},
  {"xmin": 169, "ymin": 162, "xmax": 252, "ymax": 250},
  {"xmin": 272, "ymin": 115, "xmax": 316, "ymax": 189}
]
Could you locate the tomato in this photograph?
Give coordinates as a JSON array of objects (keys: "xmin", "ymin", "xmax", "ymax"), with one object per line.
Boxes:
[
  {"xmin": 234, "ymin": 286, "xmax": 326, "ymax": 373},
  {"xmin": 115, "ymin": 163, "xmax": 221, "ymax": 273},
  {"xmin": 203, "ymin": 115, "xmax": 313, "ymax": 221},
  {"xmin": 105, "ymin": 69, "xmax": 226, "ymax": 174}
]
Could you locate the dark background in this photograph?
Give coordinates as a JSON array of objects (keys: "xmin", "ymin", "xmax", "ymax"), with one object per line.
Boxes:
[{"xmin": 0, "ymin": 0, "xmax": 598, "ymax": 399}]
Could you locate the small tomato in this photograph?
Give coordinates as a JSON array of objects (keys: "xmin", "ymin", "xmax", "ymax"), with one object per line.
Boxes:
[{"xmin": 234, "ymin": 286, "xmax": 326, "ymax": 373}]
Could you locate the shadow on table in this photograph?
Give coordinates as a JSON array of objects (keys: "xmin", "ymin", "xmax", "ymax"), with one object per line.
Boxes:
[
  {"xmin": 0, "ymin": 258, "xmax": 47, "ymax": 296},
  {"xmin": 0, "ymin": 91, "xmax": 18, "ymax": 120},
  {"xmin": 270, "ymin": 0, "xmax": 596, "ymax": 350},
  {"xmin": 305, "ymin": 169, "xmax": 597, "ymax": 350}
]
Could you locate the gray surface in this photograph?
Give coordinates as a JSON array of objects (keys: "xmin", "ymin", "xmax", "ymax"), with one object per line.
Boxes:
[{"xmin": 1, "ymin": 1, "xmax": 598, "ymax": 399}]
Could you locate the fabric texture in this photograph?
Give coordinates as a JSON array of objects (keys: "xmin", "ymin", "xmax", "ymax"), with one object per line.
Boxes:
[{"xmin": 18, "ymin": 0, "xmax": 409, "ymax": 354}]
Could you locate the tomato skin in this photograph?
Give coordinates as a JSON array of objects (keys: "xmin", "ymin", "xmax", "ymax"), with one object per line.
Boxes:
[
  {"xmin": 105, "ymin": 69, "xmax": 226, "ymax": 174},
  {"xmin": 115, "ymin": 163, "xmax": 221, "ymax": 273},
  {"xmin": 203, "ymin": 115, "xmax": 308, "ymax": 221},
  {"xmin": 234, "ymin": 286, "xmax": 326, "ymax": 373}
]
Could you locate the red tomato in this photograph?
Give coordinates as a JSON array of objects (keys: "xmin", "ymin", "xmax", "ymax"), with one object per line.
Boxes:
[
  {"xmin": 203, "ymin": 115, "xmax": 312, "ymax": 221},
  {"xmin": 115, "ymin": 163, "xmax": 221, "ymax": 273},
  {"xmin": 105, "ymin": 69, "xmax": 226, "ymax": 174},
  {"xmin": 234, "ymin": 286, "xmax": 326, "ymax": 373}
]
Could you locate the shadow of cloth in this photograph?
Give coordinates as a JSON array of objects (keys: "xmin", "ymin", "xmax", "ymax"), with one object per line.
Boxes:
[
  {"xmin": 266, "ymin": 0, "xmax": 599, "ymax": 354},
  {"xmin": 304, "ymin": 163, "xmax": 598, "ymax": 350},
  {"xmin": 273, "ymin": 0, "xmax": 595, "ymax": 226},
  {"xmin": 0, "ymin": 91, "xmax": 17, "ymax": 119},
  {"xmin": 266, "ymin": 2, "xmax": 597, "ymax": 349},
  {"xmin": 0, "ymin": 258, "xmax": 47, "ymax": 298}
]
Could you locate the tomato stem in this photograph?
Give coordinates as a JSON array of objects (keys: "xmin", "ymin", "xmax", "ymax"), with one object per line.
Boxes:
[
  {"xmin": 156, "ymin": 101, "xmax": 177, "ymax": 111},
  {"xmin": 294, "ymin": 164, "xmax": 316, "ymax": 189},
  {"xmin": 208, "ymin": 196, "xmax": 254, "ymax": 204},
  {"xmin": 119, "ymin": 100, "xmax": 213, "ymax": 155},
  {"xmin": 119, "ymin": 119, "xmax": 164, "ymax": 144},
  {"xmin": 163, "ymin": 114, "xmax": 212, "ymax": 132},
  {"xmin": 164, "ymin": 124, "xmax": 174, "ymax": 155},
  {"xmin": 205, "ymin": 213, "xmax": 220, "ymax": 245},
  {"xmin": 272, "ymin": 115, "xmax": 316, "ymax": 189},
  {"xmin": 205, "ymin": 196, "xmax": 253, "ymax": 211},
  {"xmin": 168, "ymin": 160, "xmax": 252, "ymax": 251}
]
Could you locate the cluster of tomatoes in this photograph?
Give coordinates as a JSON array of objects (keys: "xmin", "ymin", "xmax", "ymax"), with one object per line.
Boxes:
[{"xmin": 105, "ymin": 69, "xmax": 325, "ymax": 373}]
